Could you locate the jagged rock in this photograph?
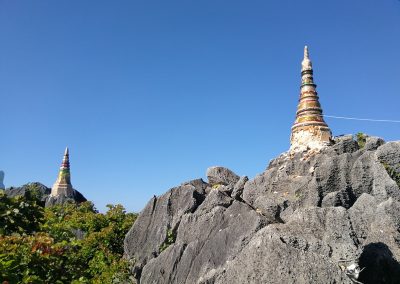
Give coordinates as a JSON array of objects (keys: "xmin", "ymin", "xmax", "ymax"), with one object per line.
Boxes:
[
  {"xmin": 139, "ymin": 196, "xmax": 267, "ymax": 284},
  {"xmin": 321, "ymin": 188, "xmax": 354, "ymax": 208},
  {"xmin": 349, "ymin": 194, "xmax": 400, "ymax": 283},
  {"xmin": 216, "ymin": 207, "xmax": 358, "ymax": 284},
  {"xmin": 376, "ymin": 141, "xmax": 400, "ymax": 174},
  {"xmin": 6, "ymin": 182, "xmax": 51, "ymax": 203},
  {"xmin": 206, "ymin": 166, "xmax": 240, "ymax": 186},
  {"xmin": 124, "ymin": 179, "xmax": 208, "ymax": 278},
  {"xmin": 231, "ymin": 176, "xmax": 248, "ymax": 200},
  {"xmin": 125, "ymin": 135, "xmax": 400, "ymax": 284},
  {"xmin": 332, "ymin": 134, "xmax": 359, "ymax": 154},
  {"xmin": 364, "ymin": 136, "xmax": 385, "ymax": 151},
  {"xmin": 45, "ymin": 190, "xmax": 87, "ymax": 206}
]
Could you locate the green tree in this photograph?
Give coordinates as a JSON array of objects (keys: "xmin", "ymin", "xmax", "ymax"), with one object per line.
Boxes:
[
  {"xmin": 0, "ymin": 187, "xmax": 137, "ymax": 283},
  {"xmin": 0, "ymin": 186, "xmax": 43, "ymax": 235}
]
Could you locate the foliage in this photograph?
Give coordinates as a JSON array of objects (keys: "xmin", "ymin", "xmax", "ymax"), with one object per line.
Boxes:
[
  {"xmin": 356, "ymin": 132, "xmax": 367, "ymax": 149},
  {"xmin": 0, "ymin": 186, "xmax": 43, "ymax": 235},
  {"xmin": 0, "ymin": 185, "xmax": 137, "ymax": 283},
  {"xmin": 159, "ymin": 229, "xmax": 175, "ymax": 253},
  {"xmin": 382, "ymin": 163, "xmax": 400, "ymax": 189},
  {"xmin": 212, "ymin": 184, "xmax": 222, "ymax": 189}
]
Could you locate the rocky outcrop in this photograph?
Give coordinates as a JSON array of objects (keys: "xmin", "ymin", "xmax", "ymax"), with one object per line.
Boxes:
[
  {"xmin": 0, "ymin": 171, "xmax": 5, "ymax": 189},
  {"xmin": 206, "ymin": 166, "xmax": 240, "ymax": 186},
  {"xmin": 45, "ymin": 190, "xmax": 87, "ymax": 206},
  {"xmin": 124, "ymin": 135, "xmax": 400, "ymax": 284},
  {"xmin": 5, "ymin": 182, "xmax": 86, "ymax": 206},
  {"xmin": 5, "ymin": 182, "xmax": 51, "ymax": 203}
]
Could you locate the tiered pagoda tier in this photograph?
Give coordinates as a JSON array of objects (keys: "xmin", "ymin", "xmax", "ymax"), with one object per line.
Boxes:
[
  {"xmin": 290, "ymin": 46, "xmax": 332, "ymax": 151},
  {"xmin": 51, "ymin": 147, "xmax": 74, "ymax": 197}
]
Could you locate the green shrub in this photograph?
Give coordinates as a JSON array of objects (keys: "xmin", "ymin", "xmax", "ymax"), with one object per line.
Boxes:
[
  {"xmin": 159, "ymin": 229, "xmax": 175, "ymax": 253},
  {"xmin": 382, "ymin": 163, "xmax": 400, "ymax": 188},
  {"xmin": 0, "ymin": 190, "xmax": 137, "ymax": 283},
  {"xmin": 0, "ymin": 187, "xmax": 43, "ymax": 235},
  {"xmin": 355, "ymin": 132, "xmax": 367, "ymax": 149}
]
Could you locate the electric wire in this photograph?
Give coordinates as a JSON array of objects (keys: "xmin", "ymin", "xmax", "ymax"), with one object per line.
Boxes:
[{"xmin": 323, "ymin": 115, "xmax": 400, "ymax": 123}]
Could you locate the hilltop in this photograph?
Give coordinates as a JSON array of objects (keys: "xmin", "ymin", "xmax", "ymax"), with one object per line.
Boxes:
[{"xmin": 124, "ymin": 134, "xmax": 400, "ymax": 284}]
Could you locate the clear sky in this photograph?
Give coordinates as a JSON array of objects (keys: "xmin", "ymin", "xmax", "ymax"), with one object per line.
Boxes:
[{"xmin": 1, "ymin": 0, "xmax": 399, "ymax": 212}]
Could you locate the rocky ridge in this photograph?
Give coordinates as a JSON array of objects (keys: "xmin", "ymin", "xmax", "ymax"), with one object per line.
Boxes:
[
  {"xmin": 5, "ymin": 182, "xmax": 87, "ymax": 207},
  {"xmin": 124, "ymin": 135, "xmax": 400, "ymax": 284}
]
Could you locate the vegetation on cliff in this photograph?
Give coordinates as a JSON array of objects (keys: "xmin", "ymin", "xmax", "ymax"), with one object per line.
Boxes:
[{"xmin": 0, "ymin": 185, "xmax": 137, "ymax": 283}]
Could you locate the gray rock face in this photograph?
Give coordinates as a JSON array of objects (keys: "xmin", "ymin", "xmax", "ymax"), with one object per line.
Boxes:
[
  {"xmin": 124, "ymin": 179, "xmax": 208, "ymax": 277},
  {"xmin": 6, "ymin": 182, "xmax": 51, "ymax": 202},
  {"xmin": 364, "ymin": 136, "xmax": 385, "ymax": 151},
  {"xmin": 45, "ymin": 190, "xmax": 87, "ymax": 207},
  {"xmin": 376, "ymin": 142, "xmax": 400, "ymax": 174},
  {"xmin": 206, "ymin": 166, "xmax": 240, "ymax": 186},
  {"xmin": 124, "ymin": 135, "xmax": 400, "ymax": 284},
  {"xmin": 5, "ymin": 182, "xmax": 86, "ymax": 206}
]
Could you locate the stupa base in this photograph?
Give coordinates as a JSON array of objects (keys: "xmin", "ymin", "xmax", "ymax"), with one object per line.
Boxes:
[
  {"xmin": 290, "ymin": 126, "xmax": 332, "ymax": 153},
  {"xmin": 51, "ymin": 183, "xmax": 74, "ymax": 198}
]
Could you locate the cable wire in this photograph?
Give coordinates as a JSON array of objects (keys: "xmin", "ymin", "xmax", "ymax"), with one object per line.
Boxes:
[{"xmin": 324, "ymin": 115, "xmax": 400, "ymax": 123}]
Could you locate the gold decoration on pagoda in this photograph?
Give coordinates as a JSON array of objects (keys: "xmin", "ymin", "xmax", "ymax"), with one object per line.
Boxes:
[
  {"xmin": 290, "ymin": 46, "xmax": 332, "ymax": 151},
  {"xmin": 51, "ymin": 147, "xmax": 75, "ymax": 197}
]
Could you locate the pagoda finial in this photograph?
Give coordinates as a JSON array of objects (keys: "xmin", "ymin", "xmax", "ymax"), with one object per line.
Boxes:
[
  {"xmin": 301, "ymin": 45, "xmax": 313, "ymax": 72},
  {"xmin": 304, "ymin": 45, "xmax": 309, "ymax": 59},
  {"xmin": 64, "ymin": 147, "xmax": 69, "ymax": 156}
]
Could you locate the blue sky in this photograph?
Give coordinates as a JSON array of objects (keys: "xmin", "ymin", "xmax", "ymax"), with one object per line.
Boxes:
[{"xmin": 1, "ymin": 0, "xmax": 399, "ymax": 212}]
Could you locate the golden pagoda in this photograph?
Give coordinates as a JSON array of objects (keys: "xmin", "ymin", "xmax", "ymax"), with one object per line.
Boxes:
[
  {"xmin": 290, "ymin": 46, "xmax": 332, "ymax": 151},
  {"xmin": 51, "ymin": 147, "xmax": 74, "ymax": 197}
]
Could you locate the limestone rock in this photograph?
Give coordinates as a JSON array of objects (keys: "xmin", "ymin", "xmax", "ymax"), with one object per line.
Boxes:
[
  {"xmin": 231, "ymin": 176, "xmax": 248, "ymax": 200},
  {"xmin": 124, "ymin": 135, "xmax": 400, "ymax": 284},
  {"xmin": 332, "ymin": 135, "xmax": 359, "ymax": 154},
  {"xmin": 364, "ymin": 136, "xmax": 385, "ymax": 151},
  {"xmin": 124, "ymin": 179, "xmax": 208, "ymax": 278},
  {"xmin": 139, "ymin": 197, "xmax": 267, "ymax": 284},
  {"xmin": 206, "ymin": 166, "xmax": 240, "ymax": 186},
  {"xmin": 376, "ymin": 141, "xmax": 400, "ymax": 174},
  {"xmin": 5, "ymin": 182, "xmax": 50, "ymax": 202},
  {"xmin": 45, "ymin": 190, "xmax": 87, "ymax": 206}
]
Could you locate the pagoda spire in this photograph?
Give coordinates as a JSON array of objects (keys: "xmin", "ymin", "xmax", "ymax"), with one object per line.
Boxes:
[
  {"xmin": 51, "ymin": 147, "xmax": 74, "ymax": 197},
  {"xmin": 290, "ymin": 46, "xmax": 332, "ymax": 151}
]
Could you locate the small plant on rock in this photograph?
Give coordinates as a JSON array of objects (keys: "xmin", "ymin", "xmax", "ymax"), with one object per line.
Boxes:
[
  {"xmin": 355, "ymin": 132, "xmax": 367, "ymax": 149},
  {"xmin": 159, "ymin": 229, "xmax": 175, "ymax": 253}
]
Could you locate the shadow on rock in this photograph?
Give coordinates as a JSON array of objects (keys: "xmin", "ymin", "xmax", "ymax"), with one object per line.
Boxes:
[{"xmin": 358, "ymin": 242, "xmax": 400, "ymax": 284}]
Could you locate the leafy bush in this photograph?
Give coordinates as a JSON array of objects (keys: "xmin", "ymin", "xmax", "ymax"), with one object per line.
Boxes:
[
  {"xmin": 159, "ymin": 229, "xmax": 175, "ymax": 253},
  {"xmin": 0, "ymin": 185, "xmax": 137, "ymax": 283},
  {"xmin": 356, "ymin": 132, "xmax": 367, "ymax": 149},
  {"xmin": 382, "ymin": 163, "xmax": 400, "ymax": 189},
  {"xmin": 0, "ymin": 188, "xmax": 43, "ymax": 235}
]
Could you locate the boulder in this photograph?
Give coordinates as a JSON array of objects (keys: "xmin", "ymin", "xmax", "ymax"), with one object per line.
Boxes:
[
  {"xmin": 364, "ymin": 136, "xmax": 385, "ymax": 151},
  {"xmin": 231, "ymin": 175, "xmax": 248, "ymax": 200},
  {"xmin": 206, "ymin": 166, "xmax": 240, "ymax": 186}
]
